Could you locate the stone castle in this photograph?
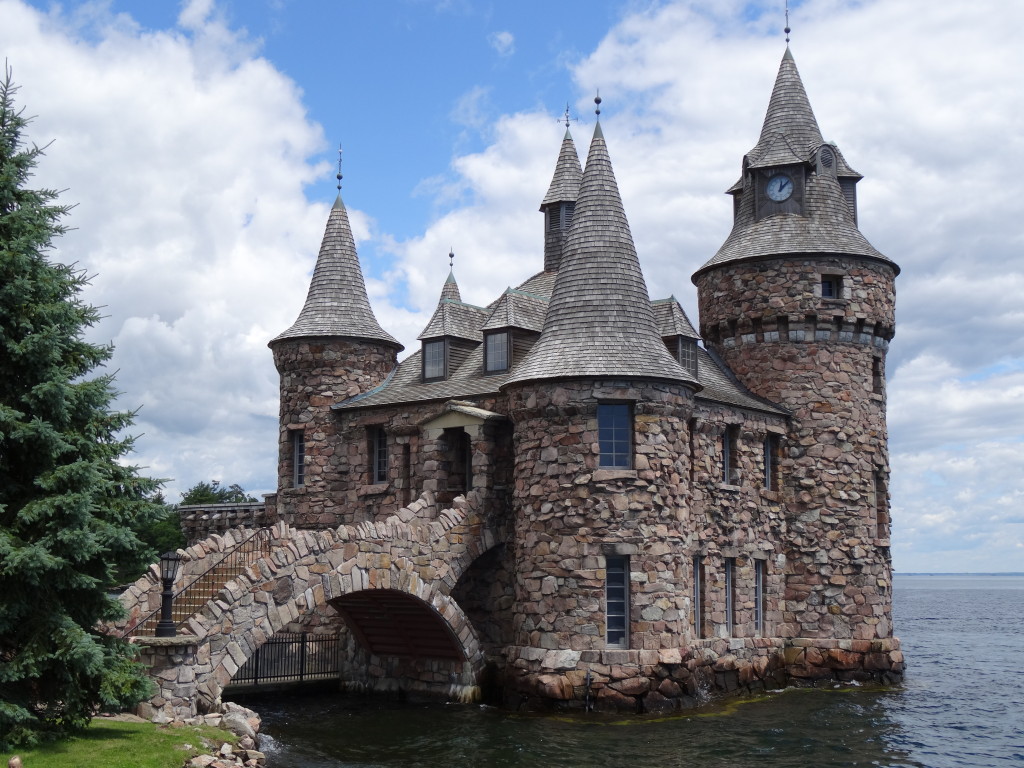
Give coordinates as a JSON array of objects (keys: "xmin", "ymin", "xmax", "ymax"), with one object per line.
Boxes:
[{"xmin": 177, "ymin": 46, "xmax": 902, "ymax": 711}]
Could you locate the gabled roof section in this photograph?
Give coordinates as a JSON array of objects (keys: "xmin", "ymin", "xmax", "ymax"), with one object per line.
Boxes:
[
  {"xmin": 417, "ymin": 300, "xmax": 488, "ymax": 343},
  {"xmin": 653, "ymin": 297, "xmax": 700, "ymax": 339},
  {"xmin": 482, "ymin": 288, "xmax": 547, "ymax": 333},
  {"xmin": 540, "ymin": 127, "xmax": 582, "ymax": 207},
  {"xmin": 271, "ymin": 193, "xmax": 401, "ymax": 349},
  {"xmin": 505, "ymin": 122, "xmax": 697, "ymax": 388}
]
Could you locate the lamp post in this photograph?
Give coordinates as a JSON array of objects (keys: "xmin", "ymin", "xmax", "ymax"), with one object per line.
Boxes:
[{"xmin": 155, "ymin": 551, "xmax": 182, "ymax": 637}]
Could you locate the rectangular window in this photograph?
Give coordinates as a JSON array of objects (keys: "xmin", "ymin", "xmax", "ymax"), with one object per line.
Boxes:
[
  {"xmin": 598, "ymin": 403, "xmax": 632, "ymax": 469},
  {"xmin": 754, "ymin": 559, "xmax": 766, "ymax": 636},
  {"xmin": 369, "ymin": 426, "xmax": 387, "ymax": 484},
  {"xmin": 678, "ymin": 338, "xmax": 698, "ymax": 377},
  {"xmin": 605, "ymin": 555, "xmax": 629, "ymax": 648},
  {"xmin": 872, "ymin": 356, "xmax": 884, "ymax": 395},
  {"xmin": 725, "ymin": 557, "xmax": 735, "ymax": 636},
  {"xmin": 874, "ymin": 472, "xmax": 888, "ymax": 538},
  {"xmin": 693, "ymin": 556, "xmax": 707, "ymax": 638},
  {"xmin": 764, "ymin": 434, "xmax": 781, "ymax": 491},
  {"xmin": 401, "ymin": 443, "xmax": 412, "ymax": 507},
  {"xmin": 723, "ymin": 425, "xmax": 740, "ymax": 485},
  {"xmin": 292, "ymin": 430, "xmax": 305, "ymax": 488},
  {"xmin": 423, "ymin": 339, "xmax": 446, "ymax": 381},
  {"xmin": 688, "ymin": 418, "xmax": 699, "ymax": 484},
  {"xmin": 484, "ymin": 331, "xmax": 510, "ymax": 373},
  {"xmin": 821, "ymin": 274, "xmax": 842, "ymax": 299}
]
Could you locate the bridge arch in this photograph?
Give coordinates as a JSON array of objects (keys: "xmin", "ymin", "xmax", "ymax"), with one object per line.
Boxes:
[{"xmin": 119, "ymin": 492, "xmax": 504, "ymax": 715}]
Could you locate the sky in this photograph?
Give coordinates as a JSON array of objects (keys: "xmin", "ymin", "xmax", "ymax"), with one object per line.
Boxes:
[{"xmin": 1, "ymin": 0, "xmax": 1022, "ymax": 573}]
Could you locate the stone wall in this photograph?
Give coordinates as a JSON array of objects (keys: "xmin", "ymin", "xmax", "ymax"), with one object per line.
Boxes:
[
  {"xmin": 695, "ymin": 256, "xmax": 896, "ymax": 642},
  {"xmin": 271, "ymin": 337, "xmax": 399, "ymax": 528}
]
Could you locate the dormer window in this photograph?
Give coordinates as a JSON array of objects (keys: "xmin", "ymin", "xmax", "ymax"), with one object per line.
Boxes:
[
  {"xmin": 679, "ymin": 338, "xmax": 698, "ymax": 377},
  {"xmin": 484, "ymin": 331, "xmax": 510, "ymax": 373},
  {"xmin": 423, "ymin": 339, "xmax": 446, "ymax": 381}
]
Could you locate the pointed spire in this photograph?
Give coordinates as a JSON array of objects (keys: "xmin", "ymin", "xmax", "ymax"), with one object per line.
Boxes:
[
  {"xmin": 745, "ymin": 48, "xmax": 824, "ymax": 168},
  {"xmin": 271, "ymin": 190, "xmax": 402, "ymax": 349},
  {"xmin": 441, "ymin": 250, "xmax": 462, "ymax": 303},
  {"xmin": 541, "ymin": 126, "xmax": 582, "ymax": 207},
  {"xmin": 506, "ymin": 120, "xmax": 695, "ymax": 387}
]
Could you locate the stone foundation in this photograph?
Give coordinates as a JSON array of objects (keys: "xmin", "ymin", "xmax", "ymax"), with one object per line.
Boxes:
[{"xmin": 504, "ymin": 637, "xmax": 903, "ymax": 712}]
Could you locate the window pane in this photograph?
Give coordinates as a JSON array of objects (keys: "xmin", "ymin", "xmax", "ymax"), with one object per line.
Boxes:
[
  {"xmin": 424, "ymin": 340, "xmax": 445, "ymax": 379},
  {"xmin": 598, "ymin": 403, "xmax": 631, "ymax": 468},
  {"xmin": 485, "ymin": 332, "xmax": 509, "ymax": 372},
  {"xmin": 606, "ymin": 555, "xmax": 628, "ymax": 648}
]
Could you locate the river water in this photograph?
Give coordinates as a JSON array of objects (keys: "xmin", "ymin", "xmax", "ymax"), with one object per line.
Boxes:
[{"xmin": 232, "ymin": 574, "xmax": 1024, "ymax": 767}]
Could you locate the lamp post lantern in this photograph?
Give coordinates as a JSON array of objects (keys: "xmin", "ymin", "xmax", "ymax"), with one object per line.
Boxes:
[{"xmin": 155, "ymin": 551, "xmax": 182, "ymax": 637}]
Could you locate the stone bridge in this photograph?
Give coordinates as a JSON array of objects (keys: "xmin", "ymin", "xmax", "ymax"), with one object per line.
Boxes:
[{"xmin": 117, "ymin": 491, "xmax": 507, "ymax": 721}]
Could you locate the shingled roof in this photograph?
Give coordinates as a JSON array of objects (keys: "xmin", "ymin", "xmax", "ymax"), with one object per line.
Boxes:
[
  {"xmin": 440, "ymin": 268, "xmax": 461, "ymax": 302},
  {"xmin": 504, "ymin": 122, "xmax": 697, "ymax": 388},
  {"xmin": 540, "ymin": 127, "xmax": 582, "ymax": 207},
  {"xmin": 696, "ymin": 48, "xmax": 898, "ymax": 279},
  {"xmin": 271, "ymin": 194, "xmax": 402, "ymax": 348},
  {"xmin": 653, "ymin": 297, "xmax": 700, "ymax": 339}
]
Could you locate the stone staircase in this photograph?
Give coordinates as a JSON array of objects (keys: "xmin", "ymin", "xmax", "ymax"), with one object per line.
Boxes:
[{"xmin": 126, "ymin": 528, "xmax": 272, "ymax": 637}]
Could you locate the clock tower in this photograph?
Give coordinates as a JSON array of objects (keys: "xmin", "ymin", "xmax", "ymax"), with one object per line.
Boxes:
[{"xmin": 693, "ymin": 46, "xmax": 900, "ymax": 643}]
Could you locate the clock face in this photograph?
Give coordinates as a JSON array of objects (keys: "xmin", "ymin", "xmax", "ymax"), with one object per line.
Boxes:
[{"xmin": 766, "ymin": 173, "xmax": 794, "ymax": 202}]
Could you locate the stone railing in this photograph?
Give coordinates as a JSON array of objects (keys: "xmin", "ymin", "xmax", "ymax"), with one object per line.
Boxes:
[{"xmin": 179, "ymin": 499, "xmax": 275, "ymax": 544}]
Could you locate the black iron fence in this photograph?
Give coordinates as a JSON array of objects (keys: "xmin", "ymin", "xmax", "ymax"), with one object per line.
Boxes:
[{"xmin": 231, "ymin": 632, "xmax": 341, "ymax": 687}]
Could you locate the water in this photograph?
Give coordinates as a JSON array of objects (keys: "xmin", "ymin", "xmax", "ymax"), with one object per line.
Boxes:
[{"xmin": 233, "ymin": 574, "xmax": 1024, "ymax": 767}]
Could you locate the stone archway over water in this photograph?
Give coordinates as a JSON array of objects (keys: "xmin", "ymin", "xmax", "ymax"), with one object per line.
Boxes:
[{"xmin": 119, "ymin": 492, "xmax": 503, "ymax": 720}]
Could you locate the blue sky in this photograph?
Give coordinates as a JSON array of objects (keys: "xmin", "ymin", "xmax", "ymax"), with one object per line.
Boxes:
[{"xmin": 3, "ymin": 0, "xmax": 1023, "ymax": 572}]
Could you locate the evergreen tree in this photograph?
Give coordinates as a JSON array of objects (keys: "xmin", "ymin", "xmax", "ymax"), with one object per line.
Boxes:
[
  {"xmin": 0, "ymin": 68, "xmax": 160, "ymax": 749},
  {"xmin": 180, "ymin": 480, "xmax": 257, "ymax": 505}
]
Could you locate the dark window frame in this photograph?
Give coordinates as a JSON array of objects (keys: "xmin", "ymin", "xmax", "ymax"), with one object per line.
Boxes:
[
  {"xmin": 764, "ymin": 434, "xmax": 781, "ymax": 491},
  {"xmin": 369, "ymin": 425, "xmax": 388, "ymax": 484},
  {"xmin": 422, "ymin": 339, "xmax": 447, "ymax": 381},
  {"xmin": 725, "ymin": 557, "xmax": 736, "ymax": 636},
  {"xmin": 605, "ymin": 554, "xmax": 629, "ymax": 649},
  {"xmin": 723, "ymin": 425, "xmax": 740, "ymax": 485},
  {"xmin": 292, "ymin": 430, "xmax": 305, "ymax": 488},
  {"xmin": 821, "ymin": 273, "xmax": 843, "ymax": 300},
  {"xmin": 484, "ymin": 330, "xmax": 511, "ymax": 373},
  {"xmin": 754, "ymin": 559, "xmax": 766, "ymax": 636},
  {"xmin": 598, "ymin": 402, "xmax": 632, "ymax": 469}
]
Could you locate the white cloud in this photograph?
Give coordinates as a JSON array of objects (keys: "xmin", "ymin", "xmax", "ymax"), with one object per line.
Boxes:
[
  {"xmin": 1, "ymin": 0, "xmax": 326, "ymax": 500},
  {"xmin": 3, "ymin": 0, "xmax": 1022, "ymax": 572},
  {"xmin": 488, "ymin": 30, "xmax": 515, "ymax": 57}
]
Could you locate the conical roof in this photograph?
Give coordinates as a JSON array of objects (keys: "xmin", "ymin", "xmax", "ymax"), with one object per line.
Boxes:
[
  {"xmin": 271, "ymin": 193, "xmax": 402, "ymax": 348},
  {"xmin": 505, "ymin": 122, "xmax": 696, "ymax": 387},
  {"xmin": 540, "ymin": 127, "xmax": 582, "ymax": 207},
  {"xmin": 440, "ymin": 269, "xmax": 462, "ymax": 302},
  {"xmin": 745, "ymin": 47, "xmax": 824, "ymax": 169}
]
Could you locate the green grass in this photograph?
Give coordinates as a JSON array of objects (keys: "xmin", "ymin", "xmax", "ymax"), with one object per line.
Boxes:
[{"xmin": 1, "ymin": 719, "xmax": 237, "ymax": 768}]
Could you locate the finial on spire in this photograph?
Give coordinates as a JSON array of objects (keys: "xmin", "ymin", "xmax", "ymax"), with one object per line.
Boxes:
[
  {"xmin": 563, "ymin": 102, "xmax": 572, "ymax": 128},
  {"xmin": 336, "ymin": 144, "xmax": 343, "ymax": 190},
  {"xmin": 784, "ymin": 0, "xmax": 791, "ymax": 43},
  {"xmin": 449, "ymin": 248, "xmax": 454, "ymax": 269},
  {"xmin": 594, "ymin": 91, "xmax": 602, "ymax": 118}
]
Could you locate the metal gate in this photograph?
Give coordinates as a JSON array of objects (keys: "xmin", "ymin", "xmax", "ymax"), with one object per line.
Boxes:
[{"xmin": 231, "ymin": 632, "xmax": 340, "ymax": 686}]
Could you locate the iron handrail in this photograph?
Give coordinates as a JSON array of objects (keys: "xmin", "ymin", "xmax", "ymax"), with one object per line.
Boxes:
[{"xmin": 122, "ymin": 526, "xmax": 273, "ymax": 638}]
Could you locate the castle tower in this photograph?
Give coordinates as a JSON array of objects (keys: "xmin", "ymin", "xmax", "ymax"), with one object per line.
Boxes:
[
  {"xmin": 539, "ymin": 127, "xmax": 582, "ymax": 272},
  {"xmin": 504, "ymin": 117, "xmax": 700, "ymax": 673},
  {"xmin": 692, "ymin": 48, "xmax": 899, "ymax": 641},
  {"xmin": 269, "ymin": 190, "xmax": 403, "ymax": 527}
]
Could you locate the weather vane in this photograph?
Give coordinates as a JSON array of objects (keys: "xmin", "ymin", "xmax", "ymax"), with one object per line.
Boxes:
[
  {"xmin": 594, "ymin": 91, "xmax": 602, "ymax": 118},
  {"xmin": 784, "ymin": 0, "xmax": 791, "ymax": 44},
  {"xmin": 336, "ymin": 144, "xmax": 343, "ymax": 191},
  {"xmin": 561, "ymin": 102, "xmax": 576, "ymax": 128}
]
